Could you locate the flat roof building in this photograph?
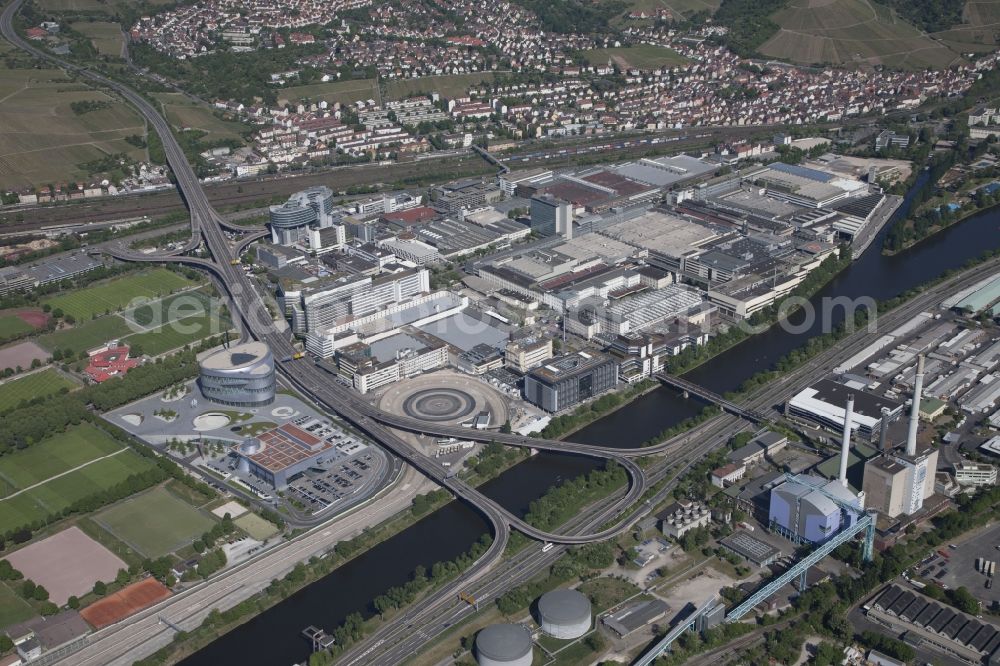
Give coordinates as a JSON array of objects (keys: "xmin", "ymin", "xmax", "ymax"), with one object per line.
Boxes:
[{"xmin": 523, "ymin": 351, "xmax": 617, "ymax": 412}]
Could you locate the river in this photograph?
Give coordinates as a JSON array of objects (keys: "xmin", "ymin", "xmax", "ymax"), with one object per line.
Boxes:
[{"xmin": 181, "ymin": 173, "xmax": 1000, "ymax": 665}]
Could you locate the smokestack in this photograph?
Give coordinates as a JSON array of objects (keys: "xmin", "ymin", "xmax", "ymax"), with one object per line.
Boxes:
[
  {"xmin": 906, "ymin": 354, "xmax": 925, "ymax": 457},
  {"xmin": 839, "ymin": 395, "xmax": 854, "ymax": 487},
  {"xmin": 878, "ymin": 407, "xmax": 890, "ymax": 451}
]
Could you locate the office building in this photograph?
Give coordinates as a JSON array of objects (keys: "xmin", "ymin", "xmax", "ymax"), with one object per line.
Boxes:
[
  {"xmin": 786, "ymin": 379, "xmax": 903, "ymax": 441},
  {"xmin": 523, "ymin": 351, "xmax": 617, "ymax": 412},
  {"xmin": 954, "ymin": 462, "xmax": 997, "ymax": 487},
  {"xmin": 530, "ymin": 193, "xmax": 572, "ymax": 237},
  {"xmin": 269, "ymin": 186, "xmax": 337, "ymax": 246},
  {"xmin": 505, "ymin": 338, "xmax": 553, "ymax": 374}
]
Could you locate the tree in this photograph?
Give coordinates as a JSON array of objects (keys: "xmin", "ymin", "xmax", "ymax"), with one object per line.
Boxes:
[
  {"xmin": 33, "ymin": 585, "xmax": 49, "ymax": 601},
  {"xmin": 67, "ymin": 595, "xmax": 80, "ymax": 609},
  {"xmin": 20, "ymin": 579, "xmax": 36, "ymax": 599},
  {"xmin": 93, "ymin": 580, "xmax": 107, "ymax": 596}
]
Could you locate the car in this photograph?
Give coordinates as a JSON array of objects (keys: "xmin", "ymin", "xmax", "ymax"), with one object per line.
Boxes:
[{"xmin": 949, "ymin": 544, "xmax": 958, "ymax": 549}]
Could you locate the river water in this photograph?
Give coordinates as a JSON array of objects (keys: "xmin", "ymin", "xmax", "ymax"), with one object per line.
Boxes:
[{"xmin": 182, "ymin": 173, "xmax": 1000, "ymax": 665}]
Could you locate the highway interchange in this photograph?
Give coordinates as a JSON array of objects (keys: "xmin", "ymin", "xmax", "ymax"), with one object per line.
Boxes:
[{"xmin": 3, "ymin": 3, "xmax": 1000, "ymax": 662}]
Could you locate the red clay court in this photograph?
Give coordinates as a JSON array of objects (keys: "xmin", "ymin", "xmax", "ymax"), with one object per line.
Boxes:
[{"xmin": 80, "ymin": 578, "xmax": 172, "ymax": 629}]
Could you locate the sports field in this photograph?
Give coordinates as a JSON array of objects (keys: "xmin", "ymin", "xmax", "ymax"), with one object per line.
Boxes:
[
  {"xmin": 0, "ymin": 67, "xmax": 146, "ymax": 189},
  {"xmin": 0, "ymin": 368, "xmax": 77, "ymax": 413},
  {"xmin": 759, "ymin": 0, "xmax": 963, "ymax": 70},
  {"xmin": 577, "ymin": 44, "xmax": 688, "ymax": 69},
  {"xmin": 0, "ymin": 581, "xmax": 35, "ymax": 628},
  {"xmin": 96, "ymin": 486, "xmax": 216, "ymax": 558},
  {"xmin": 43, "ymin": 268, "xmax": 196, "ymax": 321},
  {"xmin": 277, "ymin": 79, "xmax": 379, "ymax": 105},
  {"xmin": 384, "ymin": 73, "xmax": 497, "ymax": 100},
  {"xmin": 37, "ymin": 314, "xmax": 132, "ymax": 354},
  {"xmin": 121, "ymin": 288, "xmax": 214, "ymax": 329},
  {"xmin": 153, "ymin": 93, "xmax": 247, "ymax": 142},
  {"xmin": 0, "ymin": 425, "xmax": 157, "ymax": 535},
  {"xmin": 235, "ymin": 513, "xmax": 279, "ymax": 541},
  {"xmin": 0, "ymin": 315, "xmax": 32, "ymax": 340},
  {"xmin": 81, "ymin": 578, "xmax": 171, "ymax": 628},
  {"xmin": 74, "ymin": 21, "xmax": 124, "ymax": 57},
  {"xmin": 124, "ymin": 312, "xmax": 230, "ymax": 356}
]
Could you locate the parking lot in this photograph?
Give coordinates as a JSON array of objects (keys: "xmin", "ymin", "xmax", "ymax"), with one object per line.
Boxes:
[
  {"xmin": 285, "ymin": 453, "xmax": 383, "ymax": 513},
  {"xmin": 932, "ymin": 523, "xmax": 1000, "ymax": 608}
]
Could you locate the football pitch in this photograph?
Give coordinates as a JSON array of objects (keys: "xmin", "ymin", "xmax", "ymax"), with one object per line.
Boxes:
[
  {"xmin": 43, "ymin": 268, "xmax": 196, "ymax": 321},
  {"xmin": 0, "ymin": 368, "xmax": 77, "ymax": 413},
  {"xmin": 0, "ymin": 424, "xmax": 156, "ymax": 535},
  {"xmin": 96, "ymin": 486, "xmax": 216, "ymax": 558}
]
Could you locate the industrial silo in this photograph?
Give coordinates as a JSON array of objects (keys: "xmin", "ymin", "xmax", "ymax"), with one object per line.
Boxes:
[
  {"xmin": 537, "ymin": 588, "xmax": 592, "ymax": 639},
  {"xmin": 475, "ymin": 623, "xmax": 533, "ymax": 666}
]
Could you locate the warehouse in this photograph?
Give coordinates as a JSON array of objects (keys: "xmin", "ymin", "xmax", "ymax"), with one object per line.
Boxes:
[{"xmin": 786, "ymin": 379, "xmax": 903, "ymax": 441}]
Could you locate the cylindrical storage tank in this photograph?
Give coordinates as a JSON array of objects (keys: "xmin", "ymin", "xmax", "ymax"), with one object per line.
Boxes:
[
  {"xmin": 537, "ymin": 588, "xmax": 591, "ymax": 639},
  {"xmin": 475, "ymin": 623, "xmax": 533, "ymax": 666}
]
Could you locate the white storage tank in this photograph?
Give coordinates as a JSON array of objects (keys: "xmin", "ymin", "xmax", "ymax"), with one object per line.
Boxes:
[
  {"xmin": 537, "ymin": 588, "xmax": 592, "ymax": 639},
  {"xmin": 475, "ymin": 623, "xmax": 533, "ymax": 666}
]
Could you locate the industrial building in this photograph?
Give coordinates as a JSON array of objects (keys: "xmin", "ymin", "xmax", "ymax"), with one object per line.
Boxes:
[
  {"xmin": 768, "ymin": 474, "xmax": 862, "ymax": 544},
  {"xmin": 786, "ymin": 379, "xmax": 903, "ymax": 441},
  {"xmin": 718, "ymin": 531, "xmax": 781, "ymax": 567},
  {"xmin": 862, "ymin": 355, "xmax": 939, "ymax": 518},
  {"xmin": 602, "ymin": 599, "xmax": 670, "ymax": 638},
  {"xmin": 504, "ymin": 338, "xmax": 553, "ymax": 374},
  {"xmin": 536, "ymin": 589, "xmax": 591, "ymax": 639},
  {"xmin": 474, "ymin": 624, "xmax": 533, "ymax": 666},
  {"xmin": 198, "ymin": 341, "xmax": 276, "ymax": 407},
  {"xmin": 954, "ymin": 461, "xmax": 997, "ymax": 487},
  {"xmin": 658, "ymin": 500, "xmax": 712, "ymax": 539},
  {"xmin": 335, "ymin": 331, "xmax": 448, "ymax": 394},
  {"xmin": 523, "ymin": 351, "xmax": 618, "ymax": 412},
  {"xmin": 867, "ymin": 585, "xmax": 1000, "ymax": 665}
]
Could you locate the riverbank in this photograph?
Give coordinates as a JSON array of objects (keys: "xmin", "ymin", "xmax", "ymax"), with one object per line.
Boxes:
[{"xmin": 882, "ymin": 199, "xmax": 1000, "ymax": 256}]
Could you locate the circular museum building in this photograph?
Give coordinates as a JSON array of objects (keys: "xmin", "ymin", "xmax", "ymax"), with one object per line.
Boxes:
[{"xmin": 198, "ymin": 341, "xmax": 276, "ymax": 407}]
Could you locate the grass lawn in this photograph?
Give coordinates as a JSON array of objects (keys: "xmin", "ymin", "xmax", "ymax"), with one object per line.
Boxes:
[
  {"xmin": 576, "ymin": 577, "xmax": 641, "ymax": 612},
  {"xmin": 96, "ymin": 486, "xmax": 216, "ymax": 558},
  {"xmin": 0, "ymin": 67, "xmax": 146, "ymax": 189},
  {"xmin": 153, "ymin": 93, "xmax": 247, "ymax": 142},
  {"xmin": 384, "ymin": 73, "xmax": 496, "ymax": 100},
  {"xmin": 73, "ymin": 21, "xmax": 123, "ymax": 57},
  {"xmin": 576, "ymin": 44, "xmax": 688, "ymax": 69},
  {"xmin": 0, "ymin": 426, "xmax": 157, "ymax": 535},
  {"xmin": 0, "ymin": 315, "xmax": 32, "ymax": 340},
  {"xmin": 123, "ymin": 311, "xmax": 230, "ymax": 356},
  {"xmin": 37, "ymin": 315, "xmax": 132, "ymax": 354},
  {"xmin": 121, "ymin": 288, "xmax": 213, "ymax": 328},
  {"xmin": 235, "ymin": 513, "xmax": 279, "ymax": 541},
  {"xmin": 0, "ymin": 581, "xmax": 35, "ymax": 628},
  {"xmin": 276, "ymin": 79, "xmax": 378, "ymax": 105},
  {"xmin": 43, "ymin": 268, "xmax": 196, "ymax": 321},
  {"xmin": 0, "ymin": 422, "xmax": 122, "ymax": 493},
  {"xmin": 0, "ymin": 368, "xmax": 77, "ymax": 413}
]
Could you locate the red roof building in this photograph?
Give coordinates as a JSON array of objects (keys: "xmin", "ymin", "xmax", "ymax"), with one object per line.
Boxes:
[
  {"xmin": 25, "ymin": 27, "xmax": 48, "ymax": 40},
  {"xmin": 381, "ymin": 206, "xmax": 438, "ymax": 227},
  {"xmin": 85, "ymin": 345, "xmax": 140, "ymax": 383}
]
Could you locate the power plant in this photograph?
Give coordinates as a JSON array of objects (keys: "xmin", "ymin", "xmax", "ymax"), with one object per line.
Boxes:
[{"xmin": 862, "ymin": 355, "xmax": 939, "ymax": 519}]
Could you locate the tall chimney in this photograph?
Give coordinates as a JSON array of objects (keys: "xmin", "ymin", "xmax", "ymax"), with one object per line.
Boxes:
[
  {"xmin": 906, "ymin": 355, "xmax": 925, "ymax": 457},
  {"xmin": 878, "ymin": 407, "xmax": 890, "ymax": 451},
  {"xmin": 839, "ymin": 395, "xmax": 854, "ymax": 487}
]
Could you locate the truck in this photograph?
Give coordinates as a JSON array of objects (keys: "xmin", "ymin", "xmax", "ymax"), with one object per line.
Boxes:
[
  {"xmin": 990, "ymin": 561, "xmax": 996, "ymax": 577},
  {"xmin": 281, "ymin": 352, "xmax": 305, "ymax": 361}
]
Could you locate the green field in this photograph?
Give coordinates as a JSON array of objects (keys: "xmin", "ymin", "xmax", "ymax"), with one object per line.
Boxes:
[
  {"xmin": 124, "ymin": 312, "xmax": 230, "ymax": 356},
  {"xmin": 0, "ymin": 315, "xmax": 32, "ymax": 340},
  {"xmin": 759, "ymin": 0, "xmax": 964, "ymax": 70},
  {"xmin": 932, "ymin": 1, "xmax": 1000, "ymax": 52},
  {"xmin": 121, "ymin": 288, "xmax": 214, "ymax": 329},
  {"xmin": 0, "ymin": 425, "xmax": 157, "ymax": 535},
  {"xmin": 276, "ymin": 79, "xmax": 379, "ymax": 105},
  {"xmin": 0, "ymin": 369, "xmax": 77, "ymax": 412},
  {"xmin": 577, "ymin": 44, "xmax": 688, "ymax": 69},
  {"xmin": 37, "ymin": 314, "xmax": 132, "ymax": 354},
  {"xmin": 43, "ymin": 268, "xmax": 196, "ymax": 321},
  {"xmin": 384, "ymin": 73, "xmax": 497, "ymax": 100},
  {"xmin": 0, "ymin": 422, "xmax": 121, "ymax": 493},
  {"xmin": 153, "ymin": 93, "xmax": 247, "ymax": 142},
  {"xmin": 235, "ymin": 513, "xmax": 279, "ymax": 540},
  {"xmin": 96, "ymin": 486, "xmax": 216, "ymax": 558},
  {"xmin": 0, "ymin": 581, "xmax": 35, "ymax": 628},
  {"xmin": 0, "ymin": 67, "xmax": 147, "ymax": 189},
  {"xmin": 74, "ymin": 21, "xmax": 124, "ymax": 57}
]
